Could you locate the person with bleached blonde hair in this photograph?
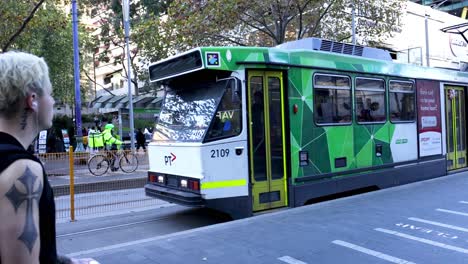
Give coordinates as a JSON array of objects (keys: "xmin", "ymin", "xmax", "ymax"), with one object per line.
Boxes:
[{"xmin": 0, "ymin": 51, "xmax": 98, "ymax": 264}]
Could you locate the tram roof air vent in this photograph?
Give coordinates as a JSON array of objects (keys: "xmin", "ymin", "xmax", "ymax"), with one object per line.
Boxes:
[{"xmin": 276, "ymin": 37, "xmax": 391, "ymax": 61}]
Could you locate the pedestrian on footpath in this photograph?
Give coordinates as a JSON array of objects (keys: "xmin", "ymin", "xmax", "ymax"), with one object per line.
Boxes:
[
  {"xmin": 136, "ymin": 128, "xmax": 146, "ymax": 152},
  {"xmin": 0, "ymin": 51, "xmax": 99, "ymax": 264}
]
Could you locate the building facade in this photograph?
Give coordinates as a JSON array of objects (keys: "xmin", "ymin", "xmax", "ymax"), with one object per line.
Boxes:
[
  {"xmin": 385, "ymin": 1, "xmax": 468, "ymax": 70},
  {"xmin": 411, "ymin": 0, "xmax": 468, "ymax": 18}
]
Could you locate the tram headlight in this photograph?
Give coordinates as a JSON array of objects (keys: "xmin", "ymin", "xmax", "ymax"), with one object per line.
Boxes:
[
  {"xmin": 180, "ymin": 179, "xmax": 188, "ymax": 188},
  {"xmin": 158, "ymin": 175, "xmax": 165, "ymax": 184}
]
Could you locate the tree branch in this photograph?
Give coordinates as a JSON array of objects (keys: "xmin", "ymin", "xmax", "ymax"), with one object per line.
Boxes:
[
  {"xmin": 337, "ymin": 34, "xmax": 352, "ymax": 43},
  {"xmin": 2, "ymin": 0, "xmax": 46, "ymax": 52},
  {"xmin": 210, "ymin": 33, "xmax": 248, "ymax": 46},
  {"xmin": 84, "ymin": 71, "xmax": 116, "ymax": 96},
  {"xmin": 297, "ymin": 2, "xmax": 304, "ymax": 39},
  {"xmin": 118, "ymin": 43, "xmax": 140, "ymax": 96},
  {"xmin": 308, "ymin": 0, "xmax": 337, "ymax": 38},
  {"xmin": 240, "ymin": 13, "xmax": 278, "ymax": 43}
]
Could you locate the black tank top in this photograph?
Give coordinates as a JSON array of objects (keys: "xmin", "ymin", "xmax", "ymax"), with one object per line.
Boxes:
[{"xmin": 0, "ymin": 132, "xmax": 57, "ymax": 264}]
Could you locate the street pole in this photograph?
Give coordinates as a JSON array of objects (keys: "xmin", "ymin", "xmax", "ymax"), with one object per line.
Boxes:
[
  {"xmin": 93, "ymin": 52, "xmax": 97, "ymax": 99},
  {"xmin": 123, "ymin": 0, "xmax": 135, "ymax": 152},
  {"xmin": 72, "ymin": 0, "xmax": 84, "ymax": 151},
  {"xmin": 425, "ymin": 13, "xmax": 431, "ymax": 67},
  {"xmin": 351, "ymin": 1, "xmax": 356, "ymax": 45}
]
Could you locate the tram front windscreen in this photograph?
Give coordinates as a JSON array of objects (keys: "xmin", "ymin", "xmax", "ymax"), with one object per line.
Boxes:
[{"xmin": 153, "ymin": 80, "xmax": 229, "ymax": 142}]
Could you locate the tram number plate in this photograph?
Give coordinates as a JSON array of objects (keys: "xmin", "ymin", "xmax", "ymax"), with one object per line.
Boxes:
[{"xmin": 211, "ymin": 149, "xmax": 229, "ymax": 158}]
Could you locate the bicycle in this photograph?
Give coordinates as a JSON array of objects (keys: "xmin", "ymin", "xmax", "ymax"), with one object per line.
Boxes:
[{"xmin": 87, "ymin": 148, "xmax": 139, "ymax": 176}]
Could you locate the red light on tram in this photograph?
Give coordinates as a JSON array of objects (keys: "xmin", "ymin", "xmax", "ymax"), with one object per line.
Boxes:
[
  {"xmin": 149, "ymin": 174, "xmax": 156, "ymax": 183},
  {"xmin": 293, "ymin": 104, "xmax": 298, "ymax": 114},
  {"xmin": 190, "ymin": 180, "xmax": 200, "ymax": 191}
]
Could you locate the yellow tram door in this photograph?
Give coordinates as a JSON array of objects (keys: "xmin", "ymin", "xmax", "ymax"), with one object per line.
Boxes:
[
  {"xmin": 247, "ymin": 71, "xmax": 288, "ymax": 212},
  {"xmin": 445, "ymin": 86, "xmax": 467, "ymax": 170}
]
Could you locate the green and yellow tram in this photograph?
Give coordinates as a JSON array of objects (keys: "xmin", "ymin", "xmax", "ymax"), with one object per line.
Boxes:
[{"xmin": 145, "ymin": 38, "xmax": 467, "ymax": 218}]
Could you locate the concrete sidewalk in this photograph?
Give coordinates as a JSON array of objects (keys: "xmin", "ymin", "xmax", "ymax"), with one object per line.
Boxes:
[{"xmin": 68, "ymin": 171, "xmax": 468, "ymax": 264}]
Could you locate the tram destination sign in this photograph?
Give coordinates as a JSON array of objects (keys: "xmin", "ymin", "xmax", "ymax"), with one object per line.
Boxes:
[{"xmin": 149, "ymin": 50, "xmax": 203, "ymax": 82}]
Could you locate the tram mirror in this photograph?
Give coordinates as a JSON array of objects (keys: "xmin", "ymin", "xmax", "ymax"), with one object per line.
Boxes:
[{"xmin": 231, "ymin": 78, "xmax": 241, "ymax": 103}]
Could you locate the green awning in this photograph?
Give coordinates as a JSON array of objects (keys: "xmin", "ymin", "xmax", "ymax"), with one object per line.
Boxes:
[
  {"xmin": 90, "ymin": 93, "xmax": 162, "ymax": 110},
  {"xmin": 91, "ymin": 95, "xmax": 114, "ymax": 108},
  {"xmin": 103, "ymin": 95, "xmax": 127, "ymax": 108}
]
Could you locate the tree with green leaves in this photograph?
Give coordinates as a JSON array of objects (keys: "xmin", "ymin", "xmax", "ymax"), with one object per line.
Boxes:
[
  {"xmin": 164, "ymin": 0, "xmax": 404, "ymax": 50},
  {"xmin": 0, "ymin": 0, "xmax": 46, "ymax": 52},
  {"xmin": 80, "ymin": 0, "xmax": 174, "ymax": 96},
  {"xmin": 0, "ymin": 0, "xmax": 92, "ymax": 107}
]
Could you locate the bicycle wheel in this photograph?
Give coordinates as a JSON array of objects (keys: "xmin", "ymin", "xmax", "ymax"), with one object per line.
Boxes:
[
  {"xmin": 119, "ymin": 152, "xmax": 138, "ymax": 173},
  {"xmin": 88, "ymin": 154, "xmax": 109, "ymax": 176}
]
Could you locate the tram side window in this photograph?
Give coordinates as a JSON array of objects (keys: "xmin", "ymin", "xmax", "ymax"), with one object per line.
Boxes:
[
  {"xmin": 389, "ymin": 80, "xmax": 415, "ymax": 122},
  {"xmin": 205, "ymin": 80, "xmax": 242, "ymax": 141},
  {"xmin": 355, "ymin": 78, "xmax": 386, "ymax": 123},
  {"xmin": 314, "ymin": 74, "xmax": 351, "ymax": 124}
]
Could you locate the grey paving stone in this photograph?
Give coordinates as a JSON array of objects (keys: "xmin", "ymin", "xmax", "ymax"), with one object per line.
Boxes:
[{"xmin": 82, "ymin": 173, "xmax": 468, "ymax": 264}]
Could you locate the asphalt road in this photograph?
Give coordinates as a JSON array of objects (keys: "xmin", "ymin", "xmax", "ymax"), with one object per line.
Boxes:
[
  {"xmin": 60, "ymin": 170, "xmax": 468, "ymax": 264},
  {"xmin": 56, "ymin": 205, "xmax": 232, "ymax": 256}
]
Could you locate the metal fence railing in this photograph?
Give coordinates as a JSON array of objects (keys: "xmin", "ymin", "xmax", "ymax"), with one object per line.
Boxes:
[
  {"xmin": 38, "ymin": 147, "xmax": 167, "ymax": 222},
  {"xmin": 39, "ymin": 149, "xmax": 150, "ymax": 176}
]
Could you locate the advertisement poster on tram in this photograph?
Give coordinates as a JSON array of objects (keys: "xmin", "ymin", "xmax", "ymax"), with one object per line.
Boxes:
[{"xmin": 417, "ymin": 80, "xmax": 442, "ymax": 157}]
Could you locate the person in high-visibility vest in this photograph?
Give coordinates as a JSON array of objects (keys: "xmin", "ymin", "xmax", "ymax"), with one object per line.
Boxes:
[
  {"xmin": 87, "ymin": 127, "xmax": 104, "ymax": 150},
  {"xmin": 102, "ymin": 123, "xmax": 122, "ymax": 171},
  {"xmin": 102, "ymin": 123, "xmax": 122, "ymax": 150}
]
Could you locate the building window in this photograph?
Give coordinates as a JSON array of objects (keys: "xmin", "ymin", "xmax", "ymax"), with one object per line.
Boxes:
[
  {"xmin": 389, "ymin": 80, "xmax": 415, "ymax": 122},
  {"xmin": 103, "ymin": 75, "xmax": 112, "ymax": 85},
  {"xmin": 314, "ymin": 73, "xmax": 351, "ymax": 124},
  {"xmin": 355, "ymin": 77, "xmax": 386, "ymax": 123}
]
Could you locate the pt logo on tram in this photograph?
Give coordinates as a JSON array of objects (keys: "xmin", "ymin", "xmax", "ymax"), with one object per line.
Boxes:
[{"xmin": 164, "ymin": 153, "xmax": 176, "ymax": 166}]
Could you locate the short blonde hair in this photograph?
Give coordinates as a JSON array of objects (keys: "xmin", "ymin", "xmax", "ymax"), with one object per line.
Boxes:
[{"xmin": 0, "ymin": 51, "xmax": 51, "ymax": 118}]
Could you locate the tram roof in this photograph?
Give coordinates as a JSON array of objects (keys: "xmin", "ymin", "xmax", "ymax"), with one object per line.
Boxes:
[{"xmin": 148, "ymin": 42, "xmax": 468, "ymax": 84}]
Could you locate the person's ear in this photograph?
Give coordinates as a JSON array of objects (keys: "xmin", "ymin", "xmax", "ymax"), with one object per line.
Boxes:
[
  {"xmin": 26, "ymin": 93, "xmax": 38, "ymax": 111},
  {"xmin": 29, "ymin": 100, "xmax": 39, "ymax": 112}
]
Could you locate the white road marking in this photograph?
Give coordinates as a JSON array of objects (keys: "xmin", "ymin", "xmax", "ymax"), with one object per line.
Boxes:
[
  {"xmin": 278, "ymin": 256, "xmax": 308, "ymax": 264},
  {"xmin": 67, "ymin": 236, "xmax": 166, "ymax": 257},
  {"xmin": 436, "ymin": 208, "xmax": 468, "ymax": 217},
  {"xmin": 375, "ymin": 228, "xmax": 468, "ymax": 254},
  {"xmin": 408, "ymin": 217, "xmax": 468, "ymax": 233},
  {"xmin": 459, "ymin": 201, "xmax": 468, "ymax": 205},
  {"xmin": 57, "ymin": 217, "xmax": 171, "ymax": 238},
  {"xmin": 332, "ymin": 240, "xmax": 416, "ymax": 264}
]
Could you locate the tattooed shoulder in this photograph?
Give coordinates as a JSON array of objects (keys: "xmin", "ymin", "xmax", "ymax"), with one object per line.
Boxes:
[{"xmin": 5, "ymin": 164, "xmax": 43, "ymax": 253}]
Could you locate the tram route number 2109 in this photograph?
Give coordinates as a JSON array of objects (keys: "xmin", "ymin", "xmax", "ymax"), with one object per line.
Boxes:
[{"xmin": 211, "ymin": 149, "xmax": 229, "ymax": 158}]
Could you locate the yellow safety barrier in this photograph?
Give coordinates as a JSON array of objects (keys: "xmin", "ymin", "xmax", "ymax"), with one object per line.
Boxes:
[{"xmin": 68, "ymin": 146, "xmax": 75, "ymax": 221}]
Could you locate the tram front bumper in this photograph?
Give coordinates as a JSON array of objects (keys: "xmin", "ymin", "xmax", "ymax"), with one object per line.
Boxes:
[{"xmin": 145, "ymin": 184, "xmax": 204, "ymax": 207}]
